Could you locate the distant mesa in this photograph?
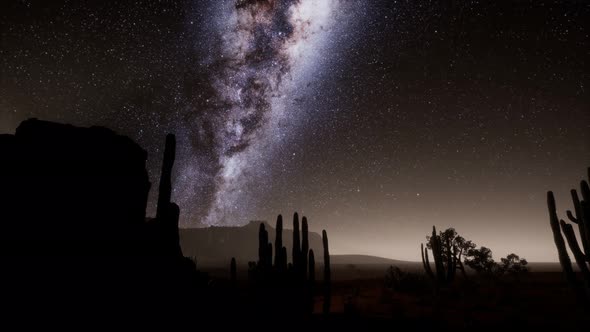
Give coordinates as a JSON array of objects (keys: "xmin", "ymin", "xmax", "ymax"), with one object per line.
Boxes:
[
  {"xmin": 180, "ymin": 220, "xmax": 324, "ymax": 265},
  {"xmin": 329, "ymin": 254, "xmax": 409, "ymax": 265},
  {"xmin": 180, "ymin": 223, "xmax": 412, "ymax": 267}
]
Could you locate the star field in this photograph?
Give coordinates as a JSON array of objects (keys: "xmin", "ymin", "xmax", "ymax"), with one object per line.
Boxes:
[{"xmin": 1, "ymin": 0, "xmax": 588, "ymax": 261}]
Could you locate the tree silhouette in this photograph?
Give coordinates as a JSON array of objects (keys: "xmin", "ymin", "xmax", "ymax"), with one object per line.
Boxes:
[
  {"xmin": 464, "ymin": 246, "xmax": 498, "ymax": 275},
  {"xmin": 499, "ymin": 253, "xmax": 528, "ymax": 275},
  {"xmin": 426, "ymin": 227, "xmax": 476, "ymax": 278}
]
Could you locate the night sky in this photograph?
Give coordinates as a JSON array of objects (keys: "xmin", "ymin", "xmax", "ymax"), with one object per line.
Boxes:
[{"xmin": 1, "ymin": 0, "xmax": 588, "ymax": 261}]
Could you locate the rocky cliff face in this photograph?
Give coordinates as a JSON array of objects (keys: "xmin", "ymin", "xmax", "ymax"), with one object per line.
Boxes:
[
  {"xmin": 0, "ymin": 119, "xmax": 198, "ymax": 320},
  {"xmin": 0, "ymin": 119, "xmax": 152, "ymax": 255}
]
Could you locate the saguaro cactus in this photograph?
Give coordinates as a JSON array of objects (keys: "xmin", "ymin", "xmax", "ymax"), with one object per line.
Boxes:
[
  {"xmin": 156, "ymin": 134, "xmax": 175, "ymax": 220},
  {"xmin": 322, "ymin": 229, "xmax": 331, "ymax": 315},
  {"xmin": 275, "ymin": 215, "xmax": 283, "ymax": 267},
  {"xmin": 293, "ymin": 213, "xmax": 301, "ymax": 272},
  {"xmin": 546, "ymin": 167, "xmax": 590, "ymax": 302},
  {"xmin": 301, "ymin": 217, "xmax": 309, "ymax": 279},
  {"xmin": 421, "ymin": 243, "xmax": 435, "ymax": 279},
  {"xmin": 279, "ymin": 246, "xmax": 288, "ymax": 271},
  {"xmin": 258, "ymin": 223, "xmax": 270, "ymax": 268},
  {"xmin": 154, "ymin": 134, "xmax": 181, "ymax": 256}
]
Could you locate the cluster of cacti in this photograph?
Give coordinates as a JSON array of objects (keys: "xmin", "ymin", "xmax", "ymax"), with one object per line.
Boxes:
[
  {"xmin": 421, "ymin": 226, "xmax": 456, "ymax": 286},
  {"xmin": 258, "ymin": 222, "xmax": 273, "ymax": 269},
  {"xmin": 547, "ymin": 167, "xmax": 590, "ymax": 303},
  {"xmin": 236, "ymin": 212, "xmax": 332, "ymax": 315}
]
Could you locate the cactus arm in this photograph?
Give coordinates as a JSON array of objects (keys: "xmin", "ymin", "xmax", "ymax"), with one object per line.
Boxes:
[
  {"xmin": 571, "ymin": 189, "xmax": 582, "ymax": 220},
  {"xmin": 560, "ymin": 220, "xmax": 590, "ymax": 283},
  {"xmin": 547, "ymin": 192, "xmax": 578, "ymax": 287},
  {"xmin": 567, "ymin": 210, "xmax": 579, "ymax": 224},
  {"xmin": 580, "ymin": 200, "xmax": 590, "ymax": 261},
  {"xmin": 431, "ymin": 226, "xmax": 445, "ymax": 283},
  {"xmin": 421, "ymin": 243, "xmax": 435, "ymax": 279},
  {"xmin": 569, "ymin": 189, "xmax": 590, "ymax": 259}
]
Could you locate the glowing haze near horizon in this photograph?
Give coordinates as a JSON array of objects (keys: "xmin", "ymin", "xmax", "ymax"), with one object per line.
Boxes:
[{"xmin": 1, "ymin": 1, "xmax": 588, "ymax": 261}]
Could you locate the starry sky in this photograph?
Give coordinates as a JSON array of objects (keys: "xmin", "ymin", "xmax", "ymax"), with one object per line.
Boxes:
[{"xmin": 1, "ymin": 0, "xmax": 588, "ymax": 261}]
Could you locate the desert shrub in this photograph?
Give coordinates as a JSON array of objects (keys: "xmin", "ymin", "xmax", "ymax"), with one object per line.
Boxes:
[
  {"xmin": 499, "ymin": 253, "xmax": 528, "ymax": 275},
  {"xmin": 465, "ymin": 248, "xmax": 528, "ymax": 279},
  {"xmin": 465, "ymin": 246, "xmax": 498, "ymax": 275}
]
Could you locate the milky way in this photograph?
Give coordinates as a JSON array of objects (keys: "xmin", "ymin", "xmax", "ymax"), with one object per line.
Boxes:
[
  {"xmin": 2, "ymin": 1, "xmax": 587, "ymax": 260},
  {"xmin": 174, "ymin": 0, "xmax": 343, "ymax": 226}
]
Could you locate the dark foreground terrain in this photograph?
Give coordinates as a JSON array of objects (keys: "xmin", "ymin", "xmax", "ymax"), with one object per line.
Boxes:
[
  {"xmin": 194, "ymin": 260, "xmax": 587, "ymax": 330},
  {"xmin": 326, "ymin": 271, "xmax": 587, "ymax": 329},
  {"xmin": 0, "ymin": 120, "xmax": 587, "ymax": 330}
]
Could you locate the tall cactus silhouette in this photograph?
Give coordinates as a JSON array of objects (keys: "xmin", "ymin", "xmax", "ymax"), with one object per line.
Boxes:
[
  {"xmin": 258, "ymin": 223, "xmax": 270, "ymax": 269},
  {"xmin": 421, "ymin": 226, "xmax": 456, "ymax": 286},
  {"xmin": 275, "ymin": 215, "xmax": 283, "ymax": 268},
  {"xmin": 301, "ymin": 217, "xmax": 309, "ymax": 279},
  {"xmin": 279, "ymin": 246, "xmax": 288, "ymax": 271},
  {"xmin": 155, "ymin": 134, "xmax": 182, "ymax": 256},
  {"xmin": 156, "ymin": 134, "xmax": 175, "ymax": 220},
  {"xmin": 421, "ymin": 243, "xmax": 435, "ymax": 279},
  {"xmin": 293, "ymin": 213, "xmax": 301, "ymax": 273},
  {"xmin": 322, "ymin": 229, "xmax": 331, "ymax": 315},
  {"xmin": 546, "ymin": 167, "xmax": 590, "ymax": 302}
]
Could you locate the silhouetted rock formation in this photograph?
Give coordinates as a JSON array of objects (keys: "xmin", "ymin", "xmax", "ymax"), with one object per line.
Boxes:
[
  {"xmin": 0, "ymin": 119, "xmax": 152, "ymax": 255},
  {"xmin": 0, "ymin": 119, "xmax": 198, "ymax": 322},
  {"xmin": 547, "ymin": 167, "xmax": 590, "ymax": 304}
]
